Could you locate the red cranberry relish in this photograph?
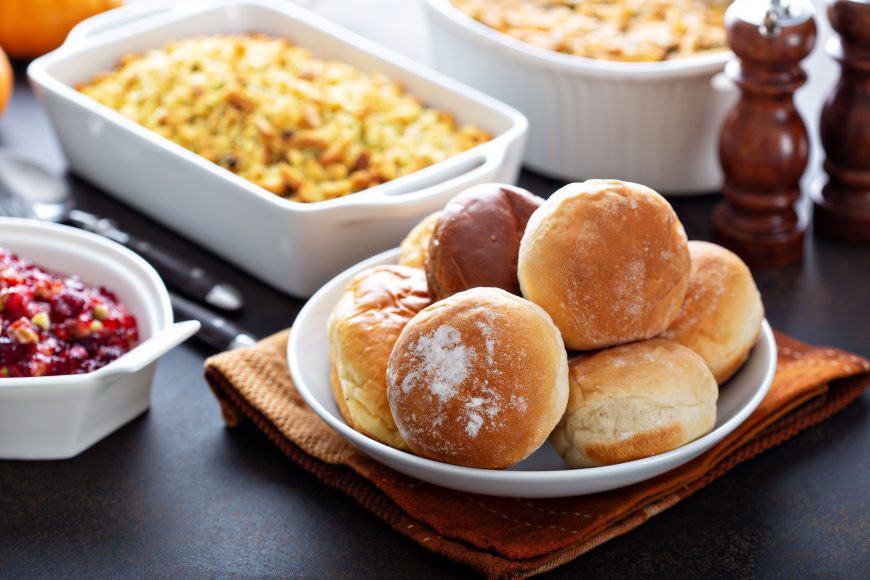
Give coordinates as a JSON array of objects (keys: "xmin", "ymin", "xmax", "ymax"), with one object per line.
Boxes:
[{"xmin": 0, "ymin": 248, "xmax": 139, "ymax": 378}]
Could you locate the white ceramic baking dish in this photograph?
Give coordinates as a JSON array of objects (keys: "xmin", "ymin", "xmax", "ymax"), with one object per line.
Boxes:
[
  {"xmin": 422, "ymin": 0, "xmax": 737, "ymax": 194},
  {"xmin": 28, "ymin": 0, "xmax": 527, "ymax": 297},
  {"xmin": 0, "ymin": 218, "xmax": 199, "ymax": 460}
]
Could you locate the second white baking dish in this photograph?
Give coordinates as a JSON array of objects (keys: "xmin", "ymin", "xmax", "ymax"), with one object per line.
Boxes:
[
  {"xmin": 28, "ymin": 0, "xmax": 527, "ymax": 297},
  {"xmin": 422, "ymin": 0, "xmax": 736, "ymax": 194}
]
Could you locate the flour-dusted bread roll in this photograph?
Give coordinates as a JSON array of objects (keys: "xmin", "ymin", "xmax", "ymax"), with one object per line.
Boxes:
[
  {"xmin": 387, "ymin": 287, "xmax": 568, "ymax": 469},
  {"xmin": 518, "ymin": 179, "xmax": 690, "ymax": 350},
  {"xmin": 398, "ymin": 211, "xmax": 441, "ymax": 269},
  {"xmin": 426, "ymin": 183, "xmax": 543, "ymax": 300},
  {"xmin": 328, "ymin": 265, "xmax": 432, "ymax": 449},
  {"xmin": 551, "ymin": 339, "xmax": 718, "ymax": 468},
  {"xmin": 662, "ymin": 241, "xmax": 764, "ymax": 384}
]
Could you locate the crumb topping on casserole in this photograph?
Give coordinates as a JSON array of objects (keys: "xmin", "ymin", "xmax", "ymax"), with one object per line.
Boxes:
[
  {"xmin": 450, "ymin": 0, "xmax": 729, "ymax": 62},
  {"xmin": 78, "ymin": 34, "xmax": 491, "ymax": 202}
]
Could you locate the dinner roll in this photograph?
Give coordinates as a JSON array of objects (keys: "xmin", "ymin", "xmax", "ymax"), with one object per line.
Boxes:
[
  {"xmin": 426, "ymin": 183, "xmax": 543, "ymax": 300},
  {"xmin": 328, "ymin": 265, "xmax": 432, "ymax": 449},
  {"xmin": 518, "ymin": 179, "xmax": 690, "ymax": 350},
  {"xmin": 551, "ymin": 339, "xmax": 718, "ymax": 468},
  {"xmin": 387, "ymin": 287, "xmax": 568, "ymax": 469},
  {"xmin": 662, "ymin": 241, "xmax": 764, "ymax": 384},
  {"xmin": 398, "ymin": 211, "xmax": 441, "ymax": 269}
]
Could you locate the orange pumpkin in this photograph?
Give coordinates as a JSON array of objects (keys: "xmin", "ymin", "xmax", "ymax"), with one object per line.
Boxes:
[
  {"xmin": 0, "ymin": 0, "xmax": 123, "ymax": 59},
  {"xmin": 0, "ymin": 46, "xmax": 11, "ymax": 119}
]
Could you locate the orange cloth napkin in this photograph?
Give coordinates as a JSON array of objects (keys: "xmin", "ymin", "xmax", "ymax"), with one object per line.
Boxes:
[{"xmin": 204, "ymin": 330, "xmax": 870, "ymax": 579}]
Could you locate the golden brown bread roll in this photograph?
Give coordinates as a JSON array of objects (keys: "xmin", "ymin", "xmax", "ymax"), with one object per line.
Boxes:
[
  {"xmin": 518, "ymin": 179, "xmax": 691, "ymax": 350},
  {"xmin": 550, "ymin": 338, "xmax": 718, "ymax": 468},
  {"xmin": 661, "ymin": 241, "xmax": 764, "ymax": 384},
  {"xmin": 387, "ymin": 287, "xmax": 568, "ymax": 469},
  {"xmin": 426, "ymin": 183, "xmax": 543, "ymax": 300},
  {"xmin": 398, "ymin": 211, "xmax": 441, "ymax": 269},
  {"xmin": 328, "ymin": 265, "xmax": 432, "ymax": 449}
]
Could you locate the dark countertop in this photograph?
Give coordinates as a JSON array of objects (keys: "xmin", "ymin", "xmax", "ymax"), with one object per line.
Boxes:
[{"xmin": 1, "ymin": 63, "xmax": 869, "ymax": 579}]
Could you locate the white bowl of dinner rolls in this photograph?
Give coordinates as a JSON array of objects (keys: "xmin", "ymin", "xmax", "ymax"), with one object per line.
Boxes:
[{"xmin": 288, "ymin": 180, "xmax": 777, "ymax": 497}]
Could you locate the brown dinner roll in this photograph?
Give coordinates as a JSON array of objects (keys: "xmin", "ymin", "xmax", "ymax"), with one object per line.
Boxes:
[
  {"xmin": 518, "ymin": 179, "xmax": 691, "ymax": 350},
  {"xmin": 550, "ymin": 339, "xmax": 718, "ymax": 468},
  {"xmin": 328, "ymin": 265, "xmax": 432, "ymax": 449},
  {"xmin": 398, "ymin": 211, "xmax": 441, "ymax": 269},
  {"xmin": 426, "ymin": 183, "xmax": 543, "ymax": 300},
  {"xmin": 661, "ymin": 241, "xmax": 764, "ymax": 384},
  {"xmin": 387, "ymin": 287, "xmax": 568, "ymax": 469}
]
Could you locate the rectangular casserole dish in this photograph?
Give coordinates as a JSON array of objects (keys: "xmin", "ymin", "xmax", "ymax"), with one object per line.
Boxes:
[{"xmin": 28, "ymin": 0, "xmax": 527, "ymax": 297}]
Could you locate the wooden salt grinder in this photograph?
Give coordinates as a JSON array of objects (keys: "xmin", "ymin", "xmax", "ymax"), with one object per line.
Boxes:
[
  {"xmin": 812, "ymin": 0, "xmax": 870, "ymax": 244},
  {"xmin": 714, "ymin": 0, "xmax": 817, "ymax": 267}
]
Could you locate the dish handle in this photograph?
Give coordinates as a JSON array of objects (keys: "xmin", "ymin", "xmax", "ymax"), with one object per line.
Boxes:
[
  {"xmin": 339, "ymin": 144, "xmax": 508, "ymax": 223},
  {"xmin": 63, "ymin": 0, "xmax": 323, "ymax": 49},
  {"xmin": 95, "ymin": 320, "xmax": 200, "ymax": 382}
]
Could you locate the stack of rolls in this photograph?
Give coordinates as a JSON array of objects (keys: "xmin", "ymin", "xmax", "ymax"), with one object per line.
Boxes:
[{"xmin": 327, "ymin": 179, "xmax": 764, "ymax": 469}]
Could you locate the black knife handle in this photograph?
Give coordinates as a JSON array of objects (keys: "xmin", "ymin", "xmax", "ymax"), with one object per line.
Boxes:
[
  {"xmin": 128, "ymin": 237, "xmax": 216, "ymax": 302},
  {"xmin": 170, "ymin": 292, "xmax": 257, "ymax": 351},
  {"xmin": 67, "ymin": 209, "xmax": 244, "ymax": 312}
]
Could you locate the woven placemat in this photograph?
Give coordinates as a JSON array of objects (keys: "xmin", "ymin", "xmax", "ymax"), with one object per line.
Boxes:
[{"xmin": 205, "ymin": 330, "xmax": 870, "ymax": 578}]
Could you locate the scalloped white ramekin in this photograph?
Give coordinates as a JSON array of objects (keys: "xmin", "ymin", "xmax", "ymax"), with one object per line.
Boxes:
[{"xmin": 0, "ymin": 218, "xmax": 199, "ymax": 459}]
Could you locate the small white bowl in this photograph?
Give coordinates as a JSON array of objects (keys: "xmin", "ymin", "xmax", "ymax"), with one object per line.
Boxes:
[
  {"xmin": 0, "ymin": 218, "xmax": 199, "ymax": 460},
  {"xmin": 288, "ymin": 248, "xmax": 777, "ymax": 498}
]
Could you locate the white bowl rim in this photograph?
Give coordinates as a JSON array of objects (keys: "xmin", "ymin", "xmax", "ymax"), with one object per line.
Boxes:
[
  {"xmin": 288, "ymin": 247, "xmax": 777, "ymax": 487},
  {"xmin": 424, "ymin": 0, "xmax": 732, "ymax": 79},
  {"xmin": 0, "ymin": 217, "xmax": 173, "ymax": 388},
  {"xmin": 27, "ymin": 0, "xmax": 529, "ymax": 215}
]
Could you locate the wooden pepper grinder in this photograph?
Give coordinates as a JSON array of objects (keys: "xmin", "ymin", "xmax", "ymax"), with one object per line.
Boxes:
[
  {"xmin": 714, "ymin": 0, "xmax": 817, "ymax": 268},
  {"xmin": 812, "ymin": 0, "xmax": 870, "ymax": 244}
]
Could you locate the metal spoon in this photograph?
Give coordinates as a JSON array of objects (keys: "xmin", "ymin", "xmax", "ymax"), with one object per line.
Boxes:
[{"xmin": 0, "ymin": 150, "xmax": 244, "ymax": 312}]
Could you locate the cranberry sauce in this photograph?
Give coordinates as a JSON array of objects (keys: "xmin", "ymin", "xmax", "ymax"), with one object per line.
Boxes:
[{"xmin": 0, "ymin": 248, "xmax": 139, "ymax": 378}]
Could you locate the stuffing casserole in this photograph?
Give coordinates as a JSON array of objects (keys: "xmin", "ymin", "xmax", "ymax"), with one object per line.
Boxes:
[
  {"xmin": 450, "ymin": 0, "xmax": 729, "ymax": 62},
  {"xmin": 79, "ymin": 34, "xmax": 491, "ymax": 202}
]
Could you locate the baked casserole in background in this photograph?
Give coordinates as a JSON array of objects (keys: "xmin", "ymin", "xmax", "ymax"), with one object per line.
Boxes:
[{"xmin": 450, "ymin": 0, "xmax": 729, "ymax": 62}]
